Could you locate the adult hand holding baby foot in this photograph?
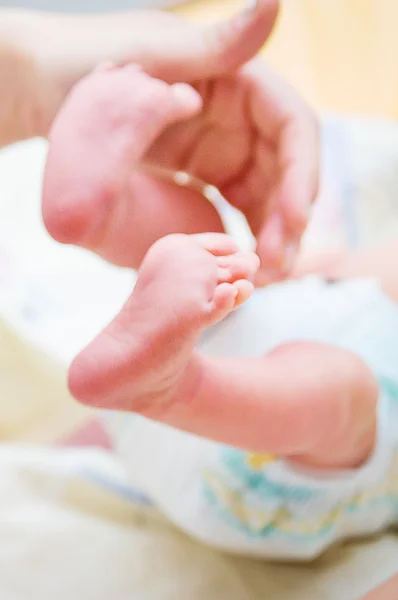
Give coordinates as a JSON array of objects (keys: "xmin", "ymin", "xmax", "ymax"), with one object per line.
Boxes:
[
  {"xmin": 36, "ymin": 0, "xmax": 321, "ymax": 448},
  {"xmin": 44, "ymin": 63, "xmax": 375, "ymax": 466},
  {"xmin": 32, "ymin": 0, "xmax": 319, "ymax": 283}
]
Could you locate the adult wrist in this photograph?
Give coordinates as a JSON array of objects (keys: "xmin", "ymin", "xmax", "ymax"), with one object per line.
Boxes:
[{"xmin": 0, "ymin": 9, "xmax": 63, "ymax": 143}]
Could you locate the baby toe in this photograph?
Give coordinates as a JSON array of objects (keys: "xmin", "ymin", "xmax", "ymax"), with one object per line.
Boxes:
[{"xmin": 217, "ymin": 251, "xmax": 260, "ymax": 283}]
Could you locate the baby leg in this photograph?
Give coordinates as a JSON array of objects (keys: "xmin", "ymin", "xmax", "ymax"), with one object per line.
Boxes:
[
  {"xmin": 42, "ymin": 64, "xmax": 223, "ymax": 268},
  {"xmin": 69, "ymin": 232, "xmax": 378, "ymax": 470}
]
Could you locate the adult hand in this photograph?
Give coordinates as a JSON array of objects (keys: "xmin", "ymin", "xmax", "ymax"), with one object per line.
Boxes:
[
  {"xmin": 9, "ymin": 1, "xmax": 276, "ymax": 133},
  {"xmin": 38, "ymin": 0, "xmax": 319, "ymax": 282},
  {"xmin": 292, "ymin": 234, "xmax": 398, "ymax": 304}
]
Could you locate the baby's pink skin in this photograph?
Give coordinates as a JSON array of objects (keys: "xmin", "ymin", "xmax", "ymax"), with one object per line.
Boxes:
[
  {"xmin": 70, "ymin": 230, "xmax": 377, "ymax": 469},
  {"xmin": 43, "ymin": 64, "xmax": 224, "ymax": 268},
  {"xmin": 44, "ymin": 66, "xmax": 377, "ymax": 469}
]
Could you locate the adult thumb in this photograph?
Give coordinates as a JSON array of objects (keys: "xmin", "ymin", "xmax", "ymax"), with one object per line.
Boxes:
[{"xmin": 131, "ymin": 0, "xmax": 279, "ymax": 82}]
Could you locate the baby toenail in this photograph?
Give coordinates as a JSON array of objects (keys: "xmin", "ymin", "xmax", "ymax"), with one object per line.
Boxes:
[{"xmin": 218, "ymin": 267, "xmax": 231, "ymax": 281}]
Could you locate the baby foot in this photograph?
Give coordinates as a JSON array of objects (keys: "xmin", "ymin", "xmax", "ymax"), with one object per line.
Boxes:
[
  {"xmin": 43, "ymin": 63, "xmax": 202, "ymax": 246},
  {"xmin": 69, "ymin": 233, "xmax": 260, "ymax": 412}
]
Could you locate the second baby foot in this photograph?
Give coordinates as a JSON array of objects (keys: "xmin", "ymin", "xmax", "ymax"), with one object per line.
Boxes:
[{"xmin": 69, "ymin": 233, "xmax": 260, "ymax": 412}]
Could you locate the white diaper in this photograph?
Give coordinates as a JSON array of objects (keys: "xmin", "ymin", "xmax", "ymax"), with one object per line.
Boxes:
[{"xmin": 107, "ymin": 277, "xmax": 398, "ymax": 560}]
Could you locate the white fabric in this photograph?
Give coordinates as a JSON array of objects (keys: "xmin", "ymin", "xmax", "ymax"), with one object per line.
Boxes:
[{"xmin": 0, "ymin": 445, "xmax": 396, "ymax": 600}]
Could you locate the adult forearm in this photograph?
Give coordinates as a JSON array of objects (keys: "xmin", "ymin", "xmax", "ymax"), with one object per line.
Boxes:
[{"xmin": 0, "ymin": 10, "xmax": 61, "ymax": 147}]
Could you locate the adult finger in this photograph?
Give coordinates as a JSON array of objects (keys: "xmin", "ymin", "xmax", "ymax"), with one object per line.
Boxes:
[
  {"xmin": 243, "ymin": 63, "xmax": 320, "ymax": 283},
  {"xmin": 120, "ymin": 0, "xmax": 279, "ymax": 82}
]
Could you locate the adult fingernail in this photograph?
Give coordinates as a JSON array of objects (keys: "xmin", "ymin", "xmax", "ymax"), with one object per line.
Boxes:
[
  {"xmin": 171, "ymin": 84, "xmax": 203, "ymax": 112},
  {"xmin": 251, "ymin": 252, "xmax": 261, "ymax": 273},
  {"xmin": 281, "ymin": 243, "xmax": 297, "ymax": 274},
  {"xmin": 233, "ymin": 0, "xmax": 260, "ymax": 29},
  {"xmin": 245, "ymin": 0, "xmax": 258, "ymax": 11},
  {"xmin": 268, "ymin": 216, "xmax": 284, "ymax": 253},
  {"xmin": 301, "ymin": 202, "xmax": 315, "ymax": 229}
]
